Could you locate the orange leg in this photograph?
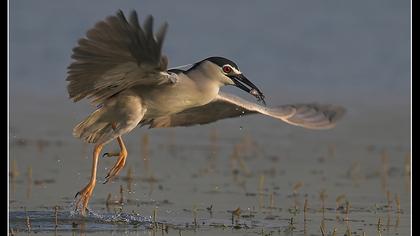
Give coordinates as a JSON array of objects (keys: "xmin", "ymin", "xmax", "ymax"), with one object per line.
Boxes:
[
  {"xmin": 102, "ymin": 123, "xmax": 123, "ymax": 159},
  {"xmin": 75, "ymin": 143, "xmax": 103, "ymax": 215},
  {"xmin": 103, "ymin": 136, "xmax": 128, "ymax": 184},
  {"xmin": 102, "ymin": 123, "xmax": 128, "ymax": 184}
]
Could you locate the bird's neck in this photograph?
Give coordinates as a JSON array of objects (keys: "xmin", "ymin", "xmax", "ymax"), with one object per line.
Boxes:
[{"xmin": 187, "ymin": 61, "xmax": 225, "ymax": 89}]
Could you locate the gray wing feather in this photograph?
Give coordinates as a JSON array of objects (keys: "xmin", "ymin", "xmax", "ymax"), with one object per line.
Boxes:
[
  {"xmin": 143, "ymin": 92, "xmax": 345, "ymax": 129},
  {"xmin": 66, "ymin": 10, "xmax": 169, "ymax": 105},
  {"xmin": 280, "ymin": 103, "xmax": 345, "ymax": 129}
]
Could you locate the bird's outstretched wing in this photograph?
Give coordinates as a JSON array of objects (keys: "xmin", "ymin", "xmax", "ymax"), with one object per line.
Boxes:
[
  {"xmin": 143, "ymin": 92, "xmax": 345, "ymax": 129},
  {"xmin": 66, "ymin": 10, "xmax": 169, "ymax": 105}
]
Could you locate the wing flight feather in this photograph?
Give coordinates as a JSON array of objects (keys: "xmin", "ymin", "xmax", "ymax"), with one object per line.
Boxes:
[
  {"xmin": 142, "ymin": 92, "xmax": 345, "ymax": 129},
  {"xmin": 66, "ymin": 10, "xmax": 169, "ymax": 105}
]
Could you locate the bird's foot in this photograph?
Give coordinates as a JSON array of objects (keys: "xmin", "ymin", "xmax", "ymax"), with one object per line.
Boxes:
[
  {"xmin": 103, "ymin": 150, "xmax": 127, "ymax": 184},
  {"xmin": 102, "ymin": 152, "xmax": 120, "ymax": 158},
  {"xmin": 74, "ymin": 181, "xmax": 96, "ymax": 216}
]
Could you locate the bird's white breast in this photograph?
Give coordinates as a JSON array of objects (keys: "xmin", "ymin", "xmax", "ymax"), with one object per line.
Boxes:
[{"xmin": 133, "ymin": 72, "xmax": 220, "ymax": 119}]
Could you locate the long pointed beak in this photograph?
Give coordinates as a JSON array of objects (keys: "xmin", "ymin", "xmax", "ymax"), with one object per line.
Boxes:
[{"xmin": 230, "ymin": 74, "xmax": 266, "ymax": 105}]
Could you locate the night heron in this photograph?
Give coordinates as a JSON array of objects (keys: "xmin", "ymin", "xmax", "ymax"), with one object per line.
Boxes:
[{"xmin": 67, "ymin": 10, "xmax": 345, "ymax": 214}]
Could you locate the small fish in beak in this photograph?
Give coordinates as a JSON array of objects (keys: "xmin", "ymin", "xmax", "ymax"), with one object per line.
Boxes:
[
  {"xmin": 230, "ymin": 74, "xmax": 266, "ymax": 105},
  {"xmin": 250, "ymin": 88, "xmax": 266, "ymax": 105}
]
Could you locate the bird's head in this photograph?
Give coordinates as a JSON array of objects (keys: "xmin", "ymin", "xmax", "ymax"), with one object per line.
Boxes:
[{"xmin": 191, "ymin": 57, "xmax": 266, "ymax": 104}]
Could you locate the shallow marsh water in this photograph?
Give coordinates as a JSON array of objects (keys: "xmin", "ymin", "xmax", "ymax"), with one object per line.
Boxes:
[{"xmin": 9, "ymin": 99, "xmax": 411, "ymax": 235}]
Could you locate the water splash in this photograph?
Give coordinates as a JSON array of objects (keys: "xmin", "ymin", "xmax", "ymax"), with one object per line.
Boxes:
[
  {"xmin": 68, "ymin": 200, "xmax": 152, "ymax": 225},
  {"xmin": 10, "ymin": 204, "xmax": 153, "ymax": 234}
]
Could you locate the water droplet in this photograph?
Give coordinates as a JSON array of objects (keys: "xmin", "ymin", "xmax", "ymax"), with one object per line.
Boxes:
[{"xmin": 239, "ymin": 126, "xmax": 243, "ymax": 130}]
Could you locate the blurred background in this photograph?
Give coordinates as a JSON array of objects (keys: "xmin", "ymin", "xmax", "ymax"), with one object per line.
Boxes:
[
  {"xmin": 9, "ymin": 1, "xmax": 410, "ymax": 235},
  {"xmin": 10, "ymin": 0, "xmax": 410, "ymax": 140}
]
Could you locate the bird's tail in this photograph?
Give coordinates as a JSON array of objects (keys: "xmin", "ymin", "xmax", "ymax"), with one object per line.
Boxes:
[{"xmin": 73, "ymin": 108, "xmax": 112, "ymax": 143}]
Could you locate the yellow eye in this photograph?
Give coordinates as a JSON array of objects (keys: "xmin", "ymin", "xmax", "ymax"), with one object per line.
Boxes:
[{"xmin": 222, "ymin": 65, "xmax": 232, "ymax": 74}]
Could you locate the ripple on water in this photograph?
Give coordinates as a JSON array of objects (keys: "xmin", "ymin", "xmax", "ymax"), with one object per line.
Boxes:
[{"xmin": 9, "ymin": 209, "xmax": 153, "ymax": 233}]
